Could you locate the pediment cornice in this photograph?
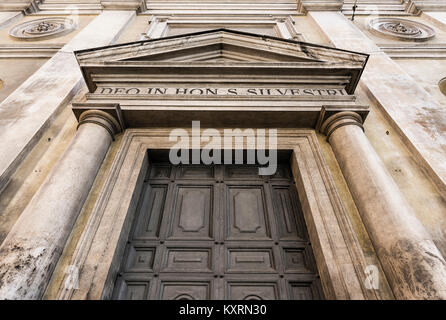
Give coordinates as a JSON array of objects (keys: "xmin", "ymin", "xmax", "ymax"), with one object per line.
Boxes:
[{"xmin": 75, "ymin": 29, "xmax": 368, "ymax": 95}]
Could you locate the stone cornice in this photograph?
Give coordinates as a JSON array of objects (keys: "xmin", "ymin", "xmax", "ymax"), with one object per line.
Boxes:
[
  {"xmin": 409, "ymin": 0, "xmax": 446, "ymax": 13},
  {"xmin": 0, "ymin": 44, "xmax": 63, "ymax": 58},
  {"xmin": 378, "ymin": 43, "xmax": 446, "ymax": 59},
  {"xmin": 342, "ymin": 0, "xmax": 418, "ymax": 16},
  {"xmin": 74, "ymin": 29, "xmax": 369, "ymax": 95},
  {"xmin": 143, "ymin": 1, "xmax": 300, "ymax": 16},
  {"xmin": 0, "ymin": 0, "xmax": 39, "ymax": 13},
  {"xmin": 5, "ymin": 0, "xmax": 146, "ymax": 14},
  {"xmin": 341, "ymin": 0, "xmax": 446, "ymax": 16},
  {"xmin": 297, "ymin": 0, "xmax": 344, "ymax": 13},
  {"xmin": 101, "ymin": 0, "xmax": 146, "ymax": 11}
]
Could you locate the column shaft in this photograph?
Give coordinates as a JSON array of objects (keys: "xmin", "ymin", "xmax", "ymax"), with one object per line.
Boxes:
[
  {"xmin": 310, "ymin": 11, "xmax": 446, "ymax": 200},
  {"xmin": 0, "ymin": 111, "xmax": 120, "ymax": 299},
  {"xmin": 323, "ymin": 112, "xmax": 446, "ymax": 299}
]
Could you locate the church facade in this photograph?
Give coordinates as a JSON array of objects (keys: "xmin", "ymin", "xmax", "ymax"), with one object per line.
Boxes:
[{"xmin": 0, "ymin": 0, "xmax": 446, "ymax": 300}]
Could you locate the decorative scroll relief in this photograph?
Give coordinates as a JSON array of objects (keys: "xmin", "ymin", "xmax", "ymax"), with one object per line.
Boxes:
[
  {"xmin": 9, "ymin": 18, "xmax": 76, "ymax": 41},
  {"xmin": 369, "ymin": 18, "xmax": 435, "ymax": 42}
]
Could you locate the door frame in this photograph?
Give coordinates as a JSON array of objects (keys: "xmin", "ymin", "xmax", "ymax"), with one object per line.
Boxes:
[{"xmin": 54, "ymin": 128, "xmax": 376, "ymax": 300}]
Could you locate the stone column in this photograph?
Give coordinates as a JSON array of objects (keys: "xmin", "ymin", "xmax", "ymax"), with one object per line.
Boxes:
[
  {"xmin": 0, "ymin": 110, "xmax": 120, "ymax": 300},
  {"xmin": 310, "ymin": 11, "xmax": 446, "ymax": 200},
  {"xmin": 321, "ymin": 112, "xmax": 446, "ymax": 300}
]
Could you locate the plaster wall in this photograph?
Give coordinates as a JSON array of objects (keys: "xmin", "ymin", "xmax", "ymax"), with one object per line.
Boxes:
[
  {"xmin": 293, "ymin": 15, "xmax": 331, "ymax": 45},
  {"xmin": 0, "ymin": 58, "xmax": 47, "ymax": 103},
  {"xmin": 0, "ymin": 15, "xmax": 96, "ymax": 102},
  {"xmin": 116, "ymin": 15, "xmax": 151, "ymax": 43},
  {"xmin": 395, "ymin": 59, "xmax": 446, "ymax": 105}
]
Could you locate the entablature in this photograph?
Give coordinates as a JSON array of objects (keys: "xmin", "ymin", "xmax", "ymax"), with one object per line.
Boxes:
[{"xmin": 72, "ymin": 28, "xmax": 369, "ymax": 130}]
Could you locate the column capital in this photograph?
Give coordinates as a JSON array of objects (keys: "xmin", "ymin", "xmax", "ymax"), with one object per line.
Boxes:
[
  {"xmin": 320, "ymin": 111, "xmax": 363, "ymax": 141},
  {"xmin": 78, "ymin": 110, "xmax": 121, "ymax": 140}
]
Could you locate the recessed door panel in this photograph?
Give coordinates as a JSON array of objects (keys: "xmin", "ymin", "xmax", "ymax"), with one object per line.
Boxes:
[
  {"xmin": 133, "ymin": 185, "xmax": 167, "ymax": 239},
  {"xmin": 162, "ymin": 248, "xmax": 212, "ymax": 273},
  {"xmin": 169, "ymin": 185, "xmax": 214, "ymax": 240},
  {"xmin": 113, "ymin": 162, "xmax": 323, "ymax": 300},
  {"xmin": 159, "ymin": 281, "xmax": 212, "ymax": 300},
  {"xmin": 226, "ymin": 248, "xmax": 276, "ymax": 273},
  {"xmin": 272, "ymin": 186, "xmax": 306, "ymax": 241},
  {"xmin": 227, "ymin": 186, "xmax": 271, "ymax": 240},
  {"xmin": 227, "ymin": 282, "xmax": 279, "ymax": 300}
]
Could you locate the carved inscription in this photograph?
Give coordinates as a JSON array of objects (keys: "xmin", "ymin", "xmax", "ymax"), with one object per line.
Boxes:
[{"xmin": 96, "ymin": 87, "xmax": 347, "ymax": 96}]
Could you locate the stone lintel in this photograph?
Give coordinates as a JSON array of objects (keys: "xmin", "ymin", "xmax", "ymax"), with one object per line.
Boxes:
[{"xmin": 73, "ymin": 102, "xmax": 369, "ymax": 130}]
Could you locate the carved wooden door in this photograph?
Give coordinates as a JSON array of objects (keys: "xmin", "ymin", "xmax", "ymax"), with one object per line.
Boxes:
[{"xmin": 112, "ymin": 162, "xmax": 324, "ymax": 300}]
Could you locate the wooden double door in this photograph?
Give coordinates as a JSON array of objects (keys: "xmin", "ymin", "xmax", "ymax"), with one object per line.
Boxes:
[{"xmin": 113, "ymin": 161, "xmax": 324, "ymax": 300}]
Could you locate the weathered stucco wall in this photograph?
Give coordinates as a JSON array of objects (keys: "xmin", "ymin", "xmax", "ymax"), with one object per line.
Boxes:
[
  {"xmin": 115, "ymin": 15, "xmax": 151, "ymax": 43},
  {"xmin": 395, "ymin": 59, "xmax": 446, "ymax": 105},
  {"xmin": 0, "ymin": 14, "xmax": 96, "ymax": 102},
  {"xmin": 0, "ymin": 58, "xmax": 47, "ymax": 103},
  {"xmin": 294, "ymin": 15, "xmax": 331, "ymax": 45}
]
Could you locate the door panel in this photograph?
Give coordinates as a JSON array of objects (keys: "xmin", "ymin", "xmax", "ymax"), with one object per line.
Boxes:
[
  {"xmin": 226, "ymin": 248, "xmax": 276, "ymax": 273},
  {"xmin": 162, "ymin": 247, "xmax": 213, "ymax": 273},
  {"xmin": 133, "ymin": 185, "xmax": 167, "ymax": 239},
  {"xmin": 272, "ymin": 185, "xmax": 306, "ymax": 241},
  {"xmin": 227, "ymin": 281, "xmax": 279, "ymax": 300},
  {"xmin": 158, "ymin": 280, "xmax": 213, "ymax": 300},
  {"xmin": 169, "ymin": 185, "xmax": 214, "ymax": 239},
  {"xmin": 227, "ymin": 186, "xmax": 271, "ymax": 240},
  {"xmin": 113, "ymin": 162, "xmax": 323, "ymax": 300}
]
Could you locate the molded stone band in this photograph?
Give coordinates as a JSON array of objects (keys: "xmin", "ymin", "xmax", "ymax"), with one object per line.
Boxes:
[
  {"xmin": 77, "ymin": 110, "xmax": 121, "ymax": 140},
  {"xmin": 320, "ymin": 111, "xmax": 364, "ymax": 141}
]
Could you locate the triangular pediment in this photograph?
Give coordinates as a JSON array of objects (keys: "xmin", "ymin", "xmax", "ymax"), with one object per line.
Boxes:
[{"xmin": 75, "ymin": 29, "xmax": 368, "ymax": 94}]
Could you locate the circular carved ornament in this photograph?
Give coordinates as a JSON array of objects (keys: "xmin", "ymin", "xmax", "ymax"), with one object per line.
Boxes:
[
  {"xmin": 368, "ymin": 18, "xmax": 435, "ymax": 42},
  {"xmin": 9, "ymin": 18, "xmax": 76, "ymax": 41}
]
